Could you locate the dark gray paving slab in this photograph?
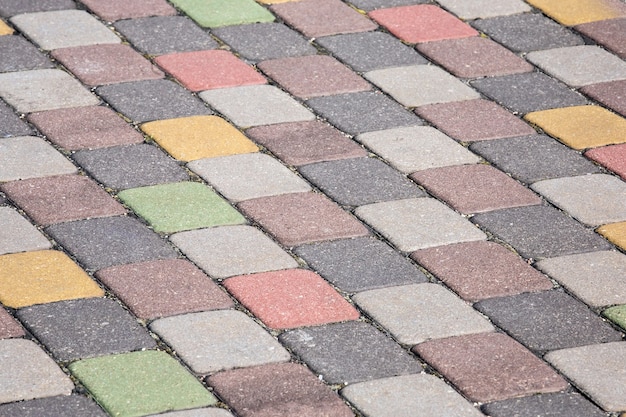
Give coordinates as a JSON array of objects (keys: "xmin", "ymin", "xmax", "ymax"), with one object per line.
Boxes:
[
  {"xmin": 469, "ymin": 134, "xmax": 601, "ymax": 184},
  {"xmin": 213, "ymin": 22, "xmax": 316, "ymax": 63},
  {"xmin": 45, "ymin": 216, "xmax": 178, "ymax": 271},
  {"xmin": 475, "ymin": 290, "xmax": 622, "ymax": 354},
  {"xmin": 346, "ymin": 0, "xmax": 429, "ymax": 11},
  {"xmin": 470, "ymin": 72, "xmax": 588, "ymax": 114},
  {"xmin": 306, "ymin": 91, "xmax": 423, "ymax": 135},
  {"xmin": 96, "ymin": 79, "xmax": 211, "ymax": 123},
  {"xmin": 481, "ymin": 392, "xmax": 606, "ymax": 417},
  {"xmin": 0, "ymin": 395, "xmax": 107, "ymax": 417},
  {"xmin": 0, "ymin": 0, "xmax": 75, "ymax": 17},
  {"xmin": 298, "ymin": 157, "xmax": 425, "ymax": 207},
  {"xmin": 0, "ymin": 99, "xmax": 32, "ymax": 138},
  {"xmin": 114, "ymin": 16, "xmax": 218, "ymax": 56},
  {"xmin": 0, "ymin": 36, "xmax": 53, "ymax": 73},
  {"xmin": 72, "ymin": 144, "xmax": 189, "ymax": 190},
  {"xmin": 316, "ymin": 31, "xmax": 428, "ymax": 72},
  {"xmin": 472, "ymin": 205, "xmax": 612, "ymax": 260},
  {"xmin": 294, "ymin": 237, "xmax": 427, "ymax": 293},
  {"xmin": 279, "ymin": 321, "xmax": 422, "ymax": 384},
  {"xmin": 471, "ymin": 13, "xmax": 584, "ymax": 53}
]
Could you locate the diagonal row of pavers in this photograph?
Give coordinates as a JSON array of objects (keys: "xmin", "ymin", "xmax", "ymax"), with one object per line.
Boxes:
[{"xmin": 1, "ymin": 0, "xmax": 626, "ymax": 416}]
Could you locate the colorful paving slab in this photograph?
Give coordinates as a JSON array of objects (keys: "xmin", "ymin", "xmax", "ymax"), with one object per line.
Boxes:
[{"xmin": 0, "ymin": 1, "xmax": 625, "ymax": 416}]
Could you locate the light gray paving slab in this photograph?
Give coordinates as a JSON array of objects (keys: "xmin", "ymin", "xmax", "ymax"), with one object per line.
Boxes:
[
  {"xmin": 150, "ymin": 310, "xmax": 290, "ymax": 374},
  {"xmin": 170, "ymin": 225, "xmax": 298, "ymax": 279},
  {"xmin": 147, "ymin": 409, "xmax": 234, "ymax": 417},
  {"xmin": 354, "ymin": 198, "xmax": 487, "ymax": 252},
  {"xmin": 531, "ymin": 174, "xmax": 626, "ymax": 226},
  {"xmin": 341, "ymin": 373, "xmax": 484, "ymax": 417},
  {"xmin": 0, "ymin": 338, "xmax": 73, "ymax": 404},
  {"xmin": 353, "ymin": 283, "xmax": 494, "ymax": 345},
  {"xmin": 364, "ymin": 65, "xmax": 480, "ymax": 107},
  {"xmin": 188, "ymin": 153, "xmax": 311, "ymax": 202},
  {"xmin": 526, "ymin": 45, "xmax": 626, "ymax": 88},
  {"xmin": 435, "ymin": 0, "xmax": 530, "ymax": 19},
  {"xmin": 545, "ymin": 342, "xmax": 626, "ymax": 412},
  {"xmin": 0, "ymin": 206, "xmax": 51, "ymax": 255},
  {"xmin": 10, "ymin": 10, "xmax": 120, "ymax": 50},
  {"xmin": 536, "ymin": 251, "xmax": 626, "ymax": 307},
  {"xmin": 199, "ymin": 85, "xmax": 315, "ymax": 128},
  {"xmin": 0, "ymin": 69, "xmax": 99, "ymax": 113},
  {"xmin": 0, "ymin": 136, "xmax": 77, "ymax": 182},
  {"xmin": 356, "ymin": 126, "xmax": 480, "ymax": 174}
]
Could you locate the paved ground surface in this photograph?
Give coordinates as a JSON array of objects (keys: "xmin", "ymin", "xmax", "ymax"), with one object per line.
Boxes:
[{"xmin": 1, "ymin": 0, "xmax": 626, "ymax": 416}]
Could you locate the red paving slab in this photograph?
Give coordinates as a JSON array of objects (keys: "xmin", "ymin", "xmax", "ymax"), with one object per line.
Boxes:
[
  {"xmin": 575, "ymin": 18, "xmax": 626, "ymax": 59},
  {"xmin": 585, "ymin": 143, "xmax": 626, "ymax": 180},
  {"xmin": 80, "ymin": 0, "xmax": 177, "ymax": 21},
  {"xmin": 580, "ymin": 79, "xmax": 626, "ymax": 117},
  {"xmin": 0, "ymin": 308, "xmax": 25, "ymax": 339}
]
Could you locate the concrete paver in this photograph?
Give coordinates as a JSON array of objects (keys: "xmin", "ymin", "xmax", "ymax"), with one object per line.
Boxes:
[
  {"xmin": 597, "ymin": 222, "xmax": 626, "ymax": 251},
  {"xmin": 526, "ymin": 0, "xmax": 626, "ymax": 26},
  {"xmin": 79, "ymin": 0, "xmax": 176, "ymax": 22},
  {"xmin": 0, "ymin": 0, "xmax": 75, "ymax": 17},
  {"xmin": 0, "ymin": 99, "xmax": 32, "ymax": 137},
  {"xmin": 435, "ymin": 0, "xmax": 530, "ymax": 19},
  {"xmin": 581, "ymin": 79, "xmax": 626, "ymax": 117},
  {"xmin": 604, "ymin": 305, "xmax": 626, "ymax": 331},
  {"xmin": 0, "ymin": 307, "xmax": 24, "ymax": 339},
  {"xmin": 0, "ymin": 206, "xmax": 51, "ymax": 255},
  {"xmin": 0, "ymin": 395, "xmax": 108, "ymax": 417},
  {"xmin": 576, "ymin": 18, "xmax": 626, "ymax": 59},
  {"xmin": 482, "ymin": 392, "xmax": 606, "ymax": 417},
  {"xmin": 0, "ymin": 36, "xmax": 53, "ymax": 73},
  {"xmin": 0, "ymin": 19, "xmax": 10, "ymax": 35},
  {"xmin": 170, "ymin": 0, "xmax": 274, "ymax": 28},
  {"xmin": 0, "ymin": 136, "xmax": 78, "ymax": 181}
]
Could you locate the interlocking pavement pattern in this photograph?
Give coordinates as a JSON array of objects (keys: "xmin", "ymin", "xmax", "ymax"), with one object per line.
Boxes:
[{"xmin": 1, "ymin": 0, "xmax": 626, "ymax": 416}]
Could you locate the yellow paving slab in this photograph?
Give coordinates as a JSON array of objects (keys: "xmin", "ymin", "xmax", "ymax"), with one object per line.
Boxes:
[
  {"xmin": 526, "ymin": 0, "xmax": 626, "ymax": 26},
  {"xmin": 597, "ymin": 222, "xmax": 626, "ymax": 251},
  {"xmin": 0, "ymin": 19, "xmax": 13, "ymax": 35},
  {"xmin": 525, "ymin": 106, "xmax": 626, "ymax": 150},
  {"xmin": 0, "ymin": 250, "xmax": 104, "ymax": 308},
  {"xmin": 141, "ymin": 115, "xmax": 259, "ymax": 162}
]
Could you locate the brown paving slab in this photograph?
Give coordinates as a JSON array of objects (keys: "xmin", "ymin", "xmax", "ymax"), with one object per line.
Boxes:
[
  {"xmin": 258, "ymin": 55, "xmax": 370, "ymax": 99},
  {"xmin": 576, "ymin": 17, "xmax": 626, "ymax": 59},
  {"xmin": 416, "ymin": 37, "xmax": 533, "ymax": 79},
  {"xmin": 96, "ymin": 259, "xmax": 234, "ymax": 320},
  {"xmin": 414, "ymin": 333, "xmax": 569, "ymax": 403},
  {"xmin": 27, "ymin": 106, "xmax": 144, "ymax": 151},
  {"xmin": 415, "ymin": 99, "xmax": 535, "ymax": 142},
  {"xmin": 585, "ymin": 143, "xmax": 626, "ymax": 180},
  {"xmin": 0, "ymin": 307, "xmax": 24, "ymax": 339},
  {"xmin": 207, "ymin": 363, "xmax": 354, "ymax": 417},
  {"xmin": 411, "ymin": 241, "xmax": 554, "ymax": 301},
  {"xmin": 410, "ymin": 165, "xmax": 542, "ymax": 214},
  {"xmin": 51, "ymin": 44, "xmax": 164, "ymax": 87},
  {"xmin": 237, "ymin": 192, "xmax": 369, "ymax": 247},
  {"xmin": 0, "ymin": 174, "xmax": 126, "ymax": 226},
  {"xmin": 581, "ymin": 80, "xmax": 626, "ymax": 117},
  {"xmin": 246, "ymin": 120, "xmax": 367, "ymax": 166},
  {"xmin": 80, "ymin": 0, "xmax": 177, "ymax": 21}
]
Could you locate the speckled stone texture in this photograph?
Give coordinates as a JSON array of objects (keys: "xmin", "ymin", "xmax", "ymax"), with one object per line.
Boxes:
[
  {"xmin": 481, "ymin": 392, "xmax": 606, "ymax": 417},
  {"xmin": 0, "ymin": 307, "xmax": 24, "ymax": 339},
  {"xmin": 581, "ymin": 79, "xmax": 626, "ymax": 117},
  {"xmin": 0, "ymin": 395, "xmax": 108, "ymax": 417},
  {"xmin": 0, "ymin": 99, "xmax": 33, "ymax": 137},
  {"xmin": 0, "ymin": 35, "xmax": 53, "ymax": 73},
  {"xmin": 0, "ymin": 0, "xmax": 75, "ymax": 17},
  {"xmin": 576, "ymin": 17, "xmax": 626, "ymax": 59},
  {"xmin": 586, "ymin": 143, "xmax": 626, "ymax": 180},
  {"xmin": 0, "ymin": 136, "xmax": 77, "ymax": 182},
  {"xmin": 79, "ymin": 0, "xmax": 176, "ymax": 21},
  {"xmin": 0, "ymin": 206, "xmax": 52, "ymax": 255}
]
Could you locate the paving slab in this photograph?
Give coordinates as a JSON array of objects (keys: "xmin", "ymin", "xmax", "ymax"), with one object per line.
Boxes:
[
  {"xmin": 306, "ymin": 91, "xmax": 423, "ymax": 135},
  {"xmin": 526, "ymin": 0, "xmax": 626, "ymax": 26},
  {"xmin": 604, "ymin": 304, "xmax": 626, "ymax": 331},
  {"xmin": 170, "ymin": 0, "xmax": 274, "ymax": 28},
  {"xmin": 0, "ymin": 307, "xmax": 24, "ymax": 339},
  {"xmin": 435, "ymin": 0, "xmax": 530, "ymax": 19},
  {"xmin": 0, "ymin": 206, "xmax": 52, "ymax": 255},
  {"xmin": 10, "ymin": 10, "xmax": 120, "ymax": 50},
  {"xmin": 0, "ymin": 0, "xmax": 75, "ymax": 17},
  {"xmin": 0, "ymin": 395, "xmax": 108, "ymax": 417},
  {"xmin": 246, "ymin": 120, "xmax": 367, "ymax": 166},
  {"xmin": 150, "ymin": 310, "xmax": 290, "ymax": 374},
  {"xmin": 481, "ymin": 392, "xmax": 606, "ymax": 417},
  {"xmin": 576, "ymin": 17, "xmax": 626, "ymax": 59},
  {"xmin": 207, "ymin": 363, "xmax": 354, "ymax": 417},
  {"xmin": 45, "ymin": 216, "xmax": 178, "ymax": 271},
  {"xmin": 0, "ymin": 19, "xmax": 10, "ymax": 34},
  {"xmin": 341, "ymin": 373, "xmax": 484, "ymax": 417},
  {"xmin": 536, "ymin": 251, "xmax": 626, "ymax": 308},
  {"xmin": 345, "ymin": 0, "xmax": 429, "ymax": 11},
  {"xmin": 224, "ymin": 269, "xmax": 359, "ymax": 329},
  {"xmin": 69, "ymin": 350, "xmax": 216, "ymax": 417},
  {"xmin": 581, "ymin": 79, "xmax": 626, "ymax": 117},
  {"xmin": 365, "ymin": 65, "xmax": 480, "ymax": 107},
  {"xmin": 0, "ymin": 35, "xmax": 53, "ymax": 73},
  {"xmin": 118, "ymin": 182, "xmax": 246, "ymax": 233},
  {"xmin": 1, "ymin": 174, "xmax": 126, "ymax": 226},
  {"xmin": 147, "ymin": 410, "xmax": 234, "ymax": 417},
  {"xmin": 0, "ymin": 250, "xmax": 103, "ymax": 308},
  {"xmin": 411, "ymin": 241, "xmax": 553, "ymax": 302},
  {"xmin": 355, "ymin": 197, "xmax": 486, "ymax": 252},
  {"xmin": 0, "ymin": 338, "xmax": 73, "ymax": 404},
  {"xmin": 414, "ymin": 333, "xmax": 569, "ymax": 403},
  {"xmin": 0, "ymin": 137, "xmax": 76, "ymax": 181},
  {"xmin": 470, "ymin": 72, "xmax": 588, "ymax": 115},
  {"xmin": 27, "ymin": 106, "xmax": 144, "ymax": 150},
  {"xmin": 114, "ymin": 16, "xmax": 218, "ymax": 56},
  {"xmin": 80, "ymin": 0, "xmax": 176, "ymax": 21},
  {"xmin": 0, "ymin": 69, "xmax": 99, "ymax": 113},
  {"xmin": 353, "ymin": 283, "xmax": 494, "ymax": 345},
  {"xmin": 545, "ymin": 342, "xmax": 626, "ymax": 412},
  {"xmin": 16, "ymin": 297, "xmax": 156, "ymax": 361},
  {"xmin": 237, "ymin": 192, "xmax": 369, "ymax": 247},
  {"xmin": 188, "ymin": 153, "xmax": 311, "ymax": 202},
  {"xmin": 279, "ymin": 321, "xmax": 422, "ymax": 384},
  {"xmin": 597, "ymin": 222, "xmax": 626, "ymax": 251},
  {"xmin": 472, "ymin": 205, "xmax": 612, "ymax": 259},
  {"xmin": 299, "ymin": 157, "xmax": 425, "ymax": 207},
  {"xmin": 95, "ymin": 259, "xmax": 234, "ymax": 320},
  {"xmin": 469, "ymin": 134, "xmax": 601, "ymax": 184},
  {"xmin": 356, "ymin": 126, "xmax": 480, "ymax": 173},
  {"xmin": 270, "ymin": 0, "xmax": 377, "ymax": 38},
  {"xmin": 212, "ymin": 22, "xmax": 316, "ymax": 63},
  {"xmin": 0, "ymin": 99, "xmax": 32, "ymax": 137},
  {"xmin": 294, "ymin": 237, "xmax": 428, "ymax": 293},
  {"xmin": 170, "ymin": 225, "xmax": 298, "ymax": 279},
  {"xmin": 199, "ymin": 85, "xmax": 315, "ymax": 128}
]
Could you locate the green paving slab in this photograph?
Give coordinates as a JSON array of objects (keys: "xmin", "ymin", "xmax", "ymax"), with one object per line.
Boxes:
[
  {"xmin": 170, "ymin": 0, "xmax": 274, "ymax": 28},
  {"xmin": 118, "ymin": 182, "xmax": 246, "ymax": 233},
  {"xmin": 69, "ymin": 350, "xmax": 216, "ymax": 417},
  {"xmin": 604, "ymin": 304, "xmax": 626, "ymax": 331}
]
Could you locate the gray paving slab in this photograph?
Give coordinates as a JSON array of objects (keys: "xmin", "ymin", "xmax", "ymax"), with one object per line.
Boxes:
[
  {"xmin": 0, "ymin": 395, "xmax": 107, "ymax": 417},
  {"xmin": 437, "ymin": 0, "xmax": 530, "ymax": 18},
  {"xmin": 0, "ymin": 0, "xmax": 75, "ymax": 17},
  {"xmin": 0, "ymin": 99, "xmax": 32, "ymax": 138},
  {"xmin": 481, "ymin": 392, "xmax": 606, "ymax": 417},
  {"xmin": 0, "ymin": 206, "xmax": 51, "ymax": 255},
  {"xmin": 0, "ymin": 35, "xmax": 53, "ymax": 73},
  {"xmin": 345, "ymin": 0, "xmax": 428, "ymax": 10},
  {"xmin": 0, "ymin": 136, "xmax": 76, "ymax": 181},
  {"xmin": 150, "ymin": 310, "xmax": 291, "ymax": 374},
  {"xmin": 147, "ymin": 409, "xmax": 234, "ymax": 417},
  {"xmin": 279, "ymin": 321, "xmax": 422, "ymax": 384}
]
